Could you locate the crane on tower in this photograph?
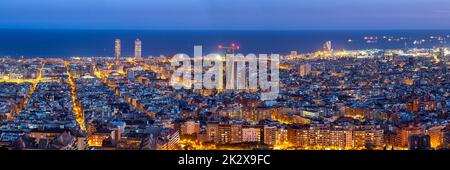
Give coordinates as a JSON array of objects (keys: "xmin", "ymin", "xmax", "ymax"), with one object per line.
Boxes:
[
  {"xmin": 216, "ymin": 43, "xmax": 241, "ymax": 94},
  {"xmin": 217, "ymin": 43, "xmax": 240, "ymax": 55}
]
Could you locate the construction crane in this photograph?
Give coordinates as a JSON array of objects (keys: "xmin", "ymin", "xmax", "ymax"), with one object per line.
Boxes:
[
  {"xmin": 215, "ymin": 43, "xmax": 240, "ymax": 95},
  {"xmin": 218, "ymin": 43, "xmax": 240, "ymax": 54}
]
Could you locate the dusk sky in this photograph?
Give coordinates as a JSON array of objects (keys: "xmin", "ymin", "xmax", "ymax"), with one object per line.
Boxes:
[{"xmin": 1, "ymin": 0, "xmax": 450, "ymax": 30}]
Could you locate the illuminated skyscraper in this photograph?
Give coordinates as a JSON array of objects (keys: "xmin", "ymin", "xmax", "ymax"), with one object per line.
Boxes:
[
  {"xmin": 323, "ymin": 41, "xmax": 332, "ymax": 52},
  {"xmin": 135, "ymin": 39, "xmax": 142, "ymax": 59},
  {"xmin": 115, "ymin": 39, "xmax": 121, "ymax": 60},
  {"xmin": 218, "ymin": 43, "xmax": 240, "ymax": 93}
]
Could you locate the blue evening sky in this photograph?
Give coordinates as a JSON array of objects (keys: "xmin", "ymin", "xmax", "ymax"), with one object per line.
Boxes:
[{"xmin": 0, "ymin": 0, "xmax": 449, "ymax": 30}]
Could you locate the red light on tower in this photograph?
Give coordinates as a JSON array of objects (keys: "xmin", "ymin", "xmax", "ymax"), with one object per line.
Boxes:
[{"xmin": 217, "ymin": 43, "xmax": 240, "ymax": 54}]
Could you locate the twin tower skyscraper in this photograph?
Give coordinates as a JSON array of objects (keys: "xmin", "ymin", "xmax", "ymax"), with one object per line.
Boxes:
[{"xmin": 115, "ymin": 39, "xmax": 142, "ymax": 60}]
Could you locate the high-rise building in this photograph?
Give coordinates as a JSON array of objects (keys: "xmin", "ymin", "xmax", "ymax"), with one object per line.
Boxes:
[
  {"xmin": 264, "ymin": 125, "xmax": 277, "ymax": 145},
  {"xmin": 230, "ymin": 124, "xmax": 243, "ymax": 144},
  {"xmin": 242, "ymin": 126, "xmax": 261, "ymax": 143},
  {"xmin": 135, "ymin": 39, "xmax": 142, "ymax": 59},
  {"xmin": 396, "ymin": 127, "xmax": 421, "ymax": 148},
  {"xmin": 218, "ymin": 123, "xmax": 232, "ymax": 144},
  {"xmin": 365, "ymin": 129, "xmax": 384, "ymax": 148},
  {"xmin": 206, "ymin": 122, "xmax": 219, "ymax": 142},
  {"xmin": 299, "ymin": 64, "xmax": 312, "ymax": 77},
  {"xmin": 115, "ymin": 39, "xmax": 121, "ymax": 60},
  {"xmin": 309, "ymin": 127, "xmax": 330, "ymax": 147},
  {"xmin": 330, "ymin": 130, "xmax": 349, "ymax": 149},
  {"xmin": 429, "ymin": 126, "xmax": 445, "ymax": 149},
  {"xmin": 323, "ymin": 41, "xmax": 332, "ymax": 52},
  {"xmin": 276, "ymin": 127, "xmax": 289, "ymax": 145},
  {"xmin": 287, "ymin": 125, "xmax": 309, "ymax": 147},
  {"xmin": 180, "ymin": 121, "xmax": 200, "ymax": 135}
]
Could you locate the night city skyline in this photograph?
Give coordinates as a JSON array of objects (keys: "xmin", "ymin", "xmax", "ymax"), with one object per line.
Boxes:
[{"xmin": 0, "ymin": 0, "xmax": 449, "ymax": 168}]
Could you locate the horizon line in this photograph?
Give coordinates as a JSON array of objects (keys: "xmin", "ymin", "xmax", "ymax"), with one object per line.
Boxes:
[{"xmin": 1, "ymin": 28, "xmax": 450, "ymax": 31}]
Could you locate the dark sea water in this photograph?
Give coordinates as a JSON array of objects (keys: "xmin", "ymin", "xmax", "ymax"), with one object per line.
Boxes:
[{"xmin": 0, "ymin": 29, "xmax": 449, "ymax": 58}]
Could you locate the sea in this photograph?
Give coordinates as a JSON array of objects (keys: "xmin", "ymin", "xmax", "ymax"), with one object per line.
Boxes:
[{"xmin": 0, "ymin": 29, "xmax": 449, "ymax": 58}]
